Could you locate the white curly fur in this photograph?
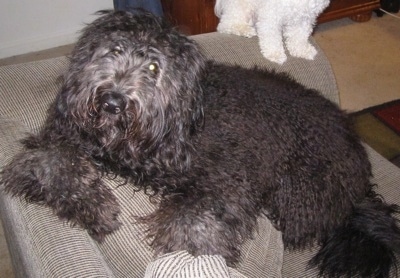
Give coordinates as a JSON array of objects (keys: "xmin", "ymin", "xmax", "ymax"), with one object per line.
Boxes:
[{"xmin": 215, "ymin": 0, "xmax": 330, "ymax": 64}]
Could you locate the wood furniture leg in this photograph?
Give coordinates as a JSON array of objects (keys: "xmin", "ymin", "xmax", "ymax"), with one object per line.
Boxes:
[{"xmin": 350, "ymin": 11, "xmax": 374, "ymax": 22}]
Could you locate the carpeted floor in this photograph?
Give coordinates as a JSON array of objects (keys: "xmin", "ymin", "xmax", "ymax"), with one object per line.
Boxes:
[{"xmin": 351, "ymin": 99, "xmax": 400, "ymax": 168}]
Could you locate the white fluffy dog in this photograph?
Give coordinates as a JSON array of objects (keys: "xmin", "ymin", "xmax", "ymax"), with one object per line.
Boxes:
[{"xmin": 215, "ymin": 0, "xmax": 330, "ymax": 64}]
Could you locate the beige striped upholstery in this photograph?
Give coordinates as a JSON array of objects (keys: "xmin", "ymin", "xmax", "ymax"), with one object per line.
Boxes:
[{"xmin": 1, "ymin": 32, "xmax": 399, "ymax": 277}]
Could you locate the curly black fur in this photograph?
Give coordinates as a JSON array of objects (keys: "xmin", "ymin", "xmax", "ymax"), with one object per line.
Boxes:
[{"xmin": 1, "ymin": 10, "xmax": 399, "ymax": 277}]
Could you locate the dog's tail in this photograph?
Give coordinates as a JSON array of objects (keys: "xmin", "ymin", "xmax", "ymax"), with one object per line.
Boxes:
[{"xmin": 310, "ymin": 192, "xmax": 400, "ymax": 278}]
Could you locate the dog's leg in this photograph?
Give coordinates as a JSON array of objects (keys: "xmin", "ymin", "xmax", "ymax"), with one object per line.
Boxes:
[
  {"xmin": 1, "ymin": 146, "xmax": 121, "ymax": 241},
  {"xmin": 256, "ymin": 12, "xmax": 287, "ymax": 64},
  {"xmin": 283, "ymin": 19, "xmax": 317, "ymax": 60},
  {"xmin": 216, "ymin": 0, "xmax": 256, "ymax": 38},
  {"xmin": 142, "ymin": 186, "xmax": 258, "ymax": 265}
]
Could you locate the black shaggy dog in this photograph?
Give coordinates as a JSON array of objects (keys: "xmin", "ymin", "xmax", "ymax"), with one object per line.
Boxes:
[{"xmin": 1, "ymin": 10, "xmax": 400, "ymax": 277}]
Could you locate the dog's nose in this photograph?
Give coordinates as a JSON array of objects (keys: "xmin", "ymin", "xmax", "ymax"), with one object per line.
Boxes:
[{"xmin": 100, "ymin": 92, "xmax": 126, "ymax": 114}]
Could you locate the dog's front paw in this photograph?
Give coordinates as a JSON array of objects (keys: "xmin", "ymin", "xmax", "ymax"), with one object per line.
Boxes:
[
  {"xmin": 1, "ymin": 150, "xmax": 48, "ymax": 203},
  {"xmin": 217, "ymin": 22, "xmax": 256, "ymax": 38},
  {"xmin": 259, "ymin": 47, "xmax": 287, "ymax": 64},
  {"xmin": 257, "ymin": 37, "xmax": 287, "ymax": 64},
  {"xmin": 1, "ymin": 147, "xmax": 121, "ymax": 241},
  {"xmin": 286, "ymin": 42, "xmax": 317, "ymax": 60},
  {"xmin": 68, "ymin": 183, "xmax": 121, "ymax": 242}
]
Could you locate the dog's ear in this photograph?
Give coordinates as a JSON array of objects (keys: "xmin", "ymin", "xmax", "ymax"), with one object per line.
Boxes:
[
  {"xmin": 166, "ymin": 33, "xmax": 206, "ymax": 133},
  {"xmin": 53, "ymin": 69, "xmax": 84, "ymax": 121},
  {"xmin": 149, "ymin": 32, "xmax": 206, "ymax": 170},
  {"xmin": 185, "ymin": 42, "xmax": 206, "ymax": 133},
  {"xmin": 55, "ymin": 92, "xmax": 67, "ymax": 115},
  {"xmin": 54, "ymin": 70, "xmax": 76, "ymax": 116}
]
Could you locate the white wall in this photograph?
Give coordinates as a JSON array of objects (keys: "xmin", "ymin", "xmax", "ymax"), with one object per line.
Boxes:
[{"xmin": 0, "ymin": 0, "xmax": 114, "ymax": 59}]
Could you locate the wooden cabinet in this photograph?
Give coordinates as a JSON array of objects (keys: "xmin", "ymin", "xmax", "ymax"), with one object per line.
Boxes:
[
  {"xmin": 161, "ymin": 0, "xmax": 218, "ymax": 35},
  {"xmin": 319, "ymin": 0, "xmax": 381, "ymax": 23},
  {"xmin": 161, "ymin": 0, "xmax": 381, "ymax": 35}
]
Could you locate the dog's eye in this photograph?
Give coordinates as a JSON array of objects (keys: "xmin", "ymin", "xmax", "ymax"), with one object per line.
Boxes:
[
  {"xmin": 148, "ymin": 62, "xmax": 159, "ymax": 74},
  {"xmin": 111, "ymin": 46, "xmax": 123, "ymax": 56}
]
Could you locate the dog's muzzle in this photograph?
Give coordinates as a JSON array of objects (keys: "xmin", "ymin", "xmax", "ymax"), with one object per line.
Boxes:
[{"xmin": 100, "ymin": 92, "xmax": 127, "ymax": 114}]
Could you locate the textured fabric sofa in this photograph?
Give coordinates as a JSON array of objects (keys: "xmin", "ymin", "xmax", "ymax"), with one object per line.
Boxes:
[{"xmin": 1, "ymin": 32, "xmax": 399, "ymax": 277}]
